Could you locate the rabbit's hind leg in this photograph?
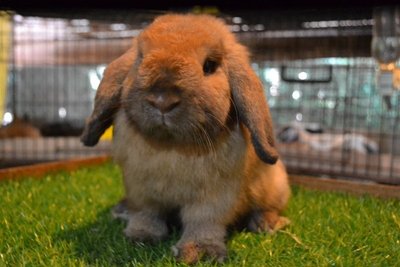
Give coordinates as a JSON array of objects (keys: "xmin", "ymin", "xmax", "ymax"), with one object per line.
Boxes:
[
  {"xmin": 123, "ymin": 209, "xmax": 168, "ymax": 244},
  {"xmin": 247, "ymin": 209, "xmax": 290, "ymax": 234}
]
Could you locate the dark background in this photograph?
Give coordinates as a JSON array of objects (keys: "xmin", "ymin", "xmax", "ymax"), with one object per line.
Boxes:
[{"xmin": 1, "ymin": 0, "xmax": 398, "ymax": 12}]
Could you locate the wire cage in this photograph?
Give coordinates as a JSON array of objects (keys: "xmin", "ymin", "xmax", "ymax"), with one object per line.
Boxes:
[
  {"xmin": 0, "ymin": 7, "xmax": 399, "ymax": 184},
  {"xmin": 0, "ymin": 10, "xmax": 161, "ymax": 168},
  {"xmin": 244, "ymin": 8, "xmax": 400, "ymax": 184}
]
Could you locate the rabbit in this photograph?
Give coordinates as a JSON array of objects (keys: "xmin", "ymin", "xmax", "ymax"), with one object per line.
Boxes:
[{"xmin": 81, "ymin": 14, "xmax": 290, "ymax": 264}]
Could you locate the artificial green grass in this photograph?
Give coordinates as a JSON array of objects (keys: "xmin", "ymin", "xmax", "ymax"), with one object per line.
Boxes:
[{"xmin": 1, "ymin": 163, "xmax": 399, "ymax": 267}]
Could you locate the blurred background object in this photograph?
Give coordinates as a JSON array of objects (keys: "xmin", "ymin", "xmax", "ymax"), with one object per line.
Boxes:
[
  {"xmin": 371, "ymin": 6, "xmax": 400, "ymax": 109},
  {"xmin": 0, "ymin": 115, "xmax": 41, "ymax": 139}
]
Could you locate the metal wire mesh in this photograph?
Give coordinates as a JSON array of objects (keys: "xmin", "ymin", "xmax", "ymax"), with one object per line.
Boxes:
[
  {"xmin": 0, "ymin": 8, "xmax": 398, "ymax": 184},
  {"xmin": 262, "ymin": 58, "xmax": 400, "ymax": 184}
]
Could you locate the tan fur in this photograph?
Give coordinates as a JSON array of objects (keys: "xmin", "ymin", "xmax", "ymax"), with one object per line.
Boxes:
[
  {"xmin": 113, "ymin": 110, "xmax": 290, "ymax": 263},
  {"xmin": 82, "ymin": 14, "xmax": 291, "ymax": 264}
]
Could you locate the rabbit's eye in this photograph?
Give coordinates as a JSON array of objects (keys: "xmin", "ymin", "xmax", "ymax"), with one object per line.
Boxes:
[{"xmin": 203, "ymin": 59, "xmax": 218, "ymax": 75}]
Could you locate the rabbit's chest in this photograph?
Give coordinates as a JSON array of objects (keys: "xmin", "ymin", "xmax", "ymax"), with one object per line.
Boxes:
[{"xmin": 112, "ymin": 111, "xmax": 246, "ymax": 205}]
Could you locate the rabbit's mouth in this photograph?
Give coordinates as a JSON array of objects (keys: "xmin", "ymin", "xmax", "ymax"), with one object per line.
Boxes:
[
  {"xmin": 144, "ymin": 113, "xmax": 179, "ymax": 138},
  {"xmin": 125, "ymin": 106, "xmax": 227, "ymax": 151},
  {"xmin": 143, "ymin": 125, "xmax": 177, "ymax": 142}
]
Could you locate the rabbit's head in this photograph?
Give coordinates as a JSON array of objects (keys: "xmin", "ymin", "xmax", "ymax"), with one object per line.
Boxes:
[{"xmin": 81, "ymin": 14, "xmax": 278, "ymax": 164}]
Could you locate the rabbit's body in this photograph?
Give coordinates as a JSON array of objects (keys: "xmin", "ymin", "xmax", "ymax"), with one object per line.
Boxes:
[
  {"xmin": 114, "ymin": 110, "xmax": 247, "ymax": 214},
  {"xmin": 113, "ymin": 110, "xmax": 290, "ymax": 262},
  {"xmin": 82, "ymin": 14, "xmax": 290, "ymax": 263}
]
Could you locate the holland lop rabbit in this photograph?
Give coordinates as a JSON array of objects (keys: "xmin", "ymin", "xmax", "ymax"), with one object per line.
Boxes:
[{"xmin": 81, "ymin": 14, "xmax": 290, "ymax": 264}]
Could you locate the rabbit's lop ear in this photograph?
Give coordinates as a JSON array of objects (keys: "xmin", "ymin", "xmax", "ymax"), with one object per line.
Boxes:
[
  {"xmin": 227, "ymin": 45, "xmax": 279, "ymax": 164},
  {"xmin": 81, "ymin": 44, "xmax": 137, "ymax": 146}
]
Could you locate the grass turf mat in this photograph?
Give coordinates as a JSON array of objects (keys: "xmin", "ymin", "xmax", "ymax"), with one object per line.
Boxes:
[{"xmin": 1, "ymin": 162, "xmax": 400, "ymax": 266}]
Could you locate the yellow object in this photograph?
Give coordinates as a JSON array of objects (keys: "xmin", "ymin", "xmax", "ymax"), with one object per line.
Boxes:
[
  {"xmin": 0, "ymin": 12, "xmax": 11, "ymax": 121},
  {"xmin": 393, "ymin": 67, "xmax": 400, "ymax": 90},
  {"xmin": 191, "ymin": 6, "xmax": 219, "ymax": 15},
  {"xmin": 100, "ymin": 126, "xmax": 113, "ymax": 140},
  {"xmin": 379, "ymin": 63, "xmax": 400, "ymax": 91}
]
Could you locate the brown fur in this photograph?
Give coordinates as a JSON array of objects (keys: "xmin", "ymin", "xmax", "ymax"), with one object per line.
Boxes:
[
  {"xmin": 82, "ymin": 14, "xmax": 290, "ymax": 264},
  {"xmin": 0, "ymin": 117, "xmax": 41, "ymax": 139}
]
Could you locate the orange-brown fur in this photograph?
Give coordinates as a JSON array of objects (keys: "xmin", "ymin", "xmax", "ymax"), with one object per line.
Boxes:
[
  {"xmin": 82, "ymin": 14, "xmax": 290, "ymax": 264},
  {"xmin": 0, "ymin": 117, "xmax": 41, "ymax": 139}
]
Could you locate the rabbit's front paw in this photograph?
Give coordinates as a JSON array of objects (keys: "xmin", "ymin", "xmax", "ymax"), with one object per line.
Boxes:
[
  {"xmin": 171, "ymin": 241, "xmax": 227, "ymax": 264},
  {"xmin": 111, "ymin": 198, "xmax": 130, "ymax": 221}
]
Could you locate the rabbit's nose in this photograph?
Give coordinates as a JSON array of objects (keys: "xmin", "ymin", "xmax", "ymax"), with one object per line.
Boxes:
[{"xmin": 146, "ymin": 93, "xmax": 181, "ymax": 113}]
